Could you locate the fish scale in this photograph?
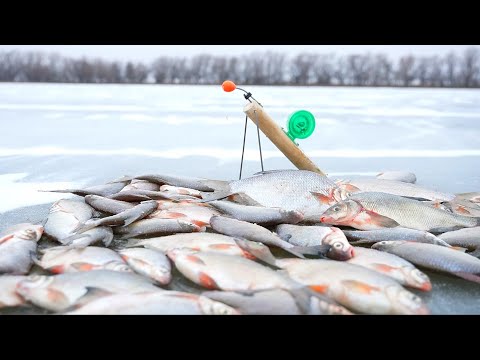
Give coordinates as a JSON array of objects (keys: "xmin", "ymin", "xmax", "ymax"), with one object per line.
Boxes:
[{"xmin": 350, "ymin": 192, "xmax": 478, "ymax": 231}]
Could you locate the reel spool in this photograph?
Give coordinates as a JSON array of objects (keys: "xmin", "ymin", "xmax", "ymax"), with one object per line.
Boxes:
[{"xmin": 283, "ymin": 110, "xmax": 316, "ymax": 145}]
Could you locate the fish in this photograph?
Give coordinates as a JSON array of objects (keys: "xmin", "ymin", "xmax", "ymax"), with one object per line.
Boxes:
[
  {"xmin": 342, "ymin": 228, "xmax": 451, "ymax": 247},
  {"xmin": 209, "ymin": 200, "xmax": 304, "ymax": 225},
  {"xmin": 64, "ymin": 291, "xmax": 240, "ymax": 315},
  {"xmin": 160, "ymin": 185, "xmax": 202, "ymax": 198},
  {"xmin": 60, "ymin": 227, "xmax": 114, "ymax": 248},
  {"xmin": 148, "ymin": 201, "xmax": 222, "ymax": 230},
  {"xmin": 346, "ymin": 247, "xmax": 431, "ymax": 291},
  {"xmin": 121, "ymin": 179, "xmax": 160, "ymax": 192},
  {"xmin": 0, "ymin": 276, "xmax": 28, "ymax": 308},
  {"xmin": 113, "ymin": 218, "xmax": 202, "ymax": 239},
  {"xmin": 84, "ymin": 195, "xmax": 135, "ymax": 215},
  {"xmin": 376, "ymin": 171, "xmax": 417, "ymax": 184},
  {"xmin": 35, "ymin": 246, "xmax": 131, "ymax": 274},
  {"xmin": 135, "ymin": 173, "xmax": 226, "ymax": 192},
  {"xmin": 40, "ymin": 180, "xmax": 129, "ymax": 197},
  {"xmin": 275, "ymin": 224, "xmax": 354, "ymax": 261},
  {"xmin": 167, "ymin": 249, "xmax": 300, "ymax": 292},
  {"xmin": 16, "ymin": 270, "xmax": 161, "ymax": 312},
  {"xmin": 118, "ymin": 248, "xmax": 172, "ymax": 286},
  {"xmin": 441, "ymin": 199, "xmax": 480, "ymax": 217},
  {"xmin": 275, "ymin": 258, "xmax": 429, "ymax": 315},
  {"xmin": 125, "ymin": 233, "xmax": 278, "ymax": 266},
  {"xmin": 109, "ymin": 189, "xmax": 196, "ymax": 202},
  {"xmin": 335, "ymin": 178, "xmax": 454, "ymax": 202},
  {"xmin": 210, "ymin": 215, "xmax": 314, "ymax": 258},
  {"xmin": 202, "ymin": 288, "xmax": 352, "ymax": 315},
  {"xmin": 321, "ymin": 192, "xmax": 479, "ymax": 232},
  {"xmin": 201, "ymin": 170, "xmax": 349, "ymax": 222},
  {"xmin": 371, "ymin": 241, "xmax": 480, "ymax": 284},
  {"xmin": 438, "ymin": 227, "xmax": 480, "ymax": 257},
  {"xmin": 75, "ymin": 200, "xmax": 158, "ymax": 233},
  {"xmin": 454, "ymin": 192, "xmax": 480, "ymax": 204},
  {"xmin": 43, "ymin": 199, "xmax": 96, "ymax": 244},
  {"xmin": 0, "ymin": 224, "xmax": 43, "ymax": 275}
]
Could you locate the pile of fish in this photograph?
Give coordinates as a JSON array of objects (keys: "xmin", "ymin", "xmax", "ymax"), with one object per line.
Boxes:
[{"xmin": 1, "ymin": 169, "xmax": 480, "ymax": 315}]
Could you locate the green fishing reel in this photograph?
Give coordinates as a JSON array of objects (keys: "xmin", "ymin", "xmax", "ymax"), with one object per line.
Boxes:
[{"xmin": 283, "ymin": 110, "xmax": 316, "ymax": 145}]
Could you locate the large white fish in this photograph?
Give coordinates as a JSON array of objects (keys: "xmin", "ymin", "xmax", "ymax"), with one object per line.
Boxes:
[
  {"xmin": 276, "ymin": 258, "xmax": 429, "ymax": 315},
  {"xmin": 0, "ymin": 224, "xmax": 43, "ymax": 275},
  {"xmin": 64, "ymin": 291, "xmax": 240, "ymax": 315},
  {"xmin": 35, "ymin": 246, "xmax": 131, "ymax": 274},
  {"xmin": 16, "ymin": 270, "xmax": 161, "ymax": 312}
]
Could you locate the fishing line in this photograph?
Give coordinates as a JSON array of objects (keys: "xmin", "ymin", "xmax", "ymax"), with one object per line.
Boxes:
[{"xmin": 238, "ymin": 104, "xmax": 265, "ymax": 180}]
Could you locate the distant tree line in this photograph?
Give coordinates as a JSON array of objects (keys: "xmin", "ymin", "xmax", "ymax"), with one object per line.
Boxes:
[{"xmin": 1, "ymin": 48, "xmax": 480, "ymax": 87}]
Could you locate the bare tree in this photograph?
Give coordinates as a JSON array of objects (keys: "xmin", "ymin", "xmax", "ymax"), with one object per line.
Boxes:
[
  {"xmin": 460, "ymin": 47, "xmax": 480, "ymax": 87},
  {"xmin": 396, "ymin": 55, "xmax": 416, "ymax": 86}
]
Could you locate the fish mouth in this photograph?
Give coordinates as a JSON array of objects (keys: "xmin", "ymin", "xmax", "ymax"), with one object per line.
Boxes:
[
  {"xmin": 419, "ymin": 282, "xmax": 432, "ymax": 292},
  {"xmin": 328, "ymin": 247, "xmax": 355, "ymax": 261},
  {"xmin": 324, "ymin": 229, "xmax": 355, "ymax": 261}
]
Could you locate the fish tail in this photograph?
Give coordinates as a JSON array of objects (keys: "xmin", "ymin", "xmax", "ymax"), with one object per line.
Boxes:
[
  {"xmin": 124, "ymin": 238, "xmax": 144, "ymax": 248},
  {"xmin": 199, "ymin": 189, "xmax": 232, "ymax": 203},
  {"xmin": 282, "ymin": 246, "xmax": 306, "ymax": 259},
  {"xmin": 73, "ymin": 220, "xmax": 100, "ymax": 234}
]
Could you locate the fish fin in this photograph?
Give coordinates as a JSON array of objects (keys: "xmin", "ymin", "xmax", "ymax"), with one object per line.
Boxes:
[
  {"xmin": 46, "ymin": 264, "xmax": 66, "ymax": 274},
  {"xmin": 348, "ymin": 239, "xmax": 374, "ymax": 245},
  {"xmin": 282, "ymin": 247, "xmax": 306, "ymax": 259},
  {"xmin": 342, "ymin": 280, "xmax": 380, "ymax": 294},
  {"xmin": 450, "ymin": 246, "xmax": 468, "ymax": 252},
  {"xmin": 60, "ymin": 233, "xmax": 93, "ymax": 248},
  {"xmin": 107, "ymin": 175, "xmax": 133, "ymax": 184},
  {"xmin": 290, "ymin": 244, "xmax": 331, "ymax": 257},
  {"xmin": 454, "ymin": 272, "xmax": 480, "ymax": 284},
  {"xmin": 279, "ymin": 233, "xmax": 293, "ymax": 242},
  {"xmin": 198, "ymin": 272, "xmax": 219, "ymax": 289},
  {"xmin": 73, "ymin": 220, "xmax": 100, "ymax": 234},
  {"xmin": 200, "ymin": 190, "xmax": 233, "ymax": 203},
  {"xmin": 338, "ymin": 183, "xmax": 361, "ymax": 193},
  {"xmin": 70, "ymin": 262, "xmax": 96, "ymax": 271},
  {"xmin": 468, "ymin": 249, "xmax": 480, "ymax": 258},
  {"xmin": 311, "ymin": 192, "xmax": 334, "ymax": 205},
  {"xmin": 227, "ymin": 193, "xmax": 263, "ymax": 206},
  {"xmin": 309, "ymin": 284, "xmax": 330, "ymax": 294},
  {"xmin": 285, "ymin": 287, "xmax": 320, "ymax": 314},
  {"xmin": 253, "ymin": 170, "xmax": 291, "ymax": 176},
  {"xmin": 159, "ymin": 211, "xmax": 187, "ymax": 219},
  {"xmin": 0, "ymin": 234, "xmax": 15, "ymax": 245},
  {"xmin": 364, "ymin": 210, "xmax": 400, "ymax": 228},
  {"xmin": 64, "ymin": 287, "xmax": 113, "ymax": 312},
  {"xmin": 124, "ymin": 238, "xmax": 144, "ymax": 248},
  {"xmin": 233, "ymin": 238, "xmax": 278, "ymax": 267}
]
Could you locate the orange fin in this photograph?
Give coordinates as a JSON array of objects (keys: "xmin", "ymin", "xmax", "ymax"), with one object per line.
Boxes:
[
  {"xmin": 0, "ymin": 234, "xmax": 15, "ymax": 245},
  {"xmin": 198, "ymin": 272, "xmax": 219, "ymax": 289},
  {"xmin": 185, "ymin": 255, "xmax": 205, "ymax": 265},
  {"xmin": 373, "ymin": 263, "xmax": 397, "ymax": 273},
  {"xmin": 311, "ymin": 192, "xmax": 334, "ymax": 205},
  {"xmin": 162, "ymin": 211, "xmax": 187, "ymax": 219},
  {"xmin": 47, "ymin": 265, "xmax": 65, "ymax": 274},
  {"xmin": 208, "ymin": 244, "xmax": 238, "ymax": 250},
  {"xmin": 309, "ymin": 284, "xmax": 329, "ymax": 294},
  {"xmin": 342, "ymin": 280, "xmax": 380, "ymax": 294},
  {"xmin": 70, "ymin": 262, "xmax": 96, "ymax": 272},
  {"xmin": 364, "ymin": 210, "xmax": 399, "ymax": 228}
]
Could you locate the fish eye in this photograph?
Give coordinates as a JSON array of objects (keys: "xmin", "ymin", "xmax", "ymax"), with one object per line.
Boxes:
[
  {"xmin": 333, "ymin": 242, "xmax": 343, "ymax": 249},
  {"xmin": 333, "ymin": 206, "xmax": 340, "ymax": 212},
  {"xmin": 379, "ymin": 241, "xmax": 388, "ymax": 245}
]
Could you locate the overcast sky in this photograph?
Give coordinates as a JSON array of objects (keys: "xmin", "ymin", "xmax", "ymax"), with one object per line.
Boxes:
[{"xmin": 0, "ymin": 45, "xmax": 477, "ymax": 62}]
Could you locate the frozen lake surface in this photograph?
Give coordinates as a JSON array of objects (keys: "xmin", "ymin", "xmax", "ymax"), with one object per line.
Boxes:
[{"xmin": 0, "ymin": 83, "xmax": 479, "ymax": 314}]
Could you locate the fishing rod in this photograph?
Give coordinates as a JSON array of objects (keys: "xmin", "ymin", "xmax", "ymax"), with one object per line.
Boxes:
[{"xmin": 222, "ymin": 80, "xmax": 326, "ymax": 179}]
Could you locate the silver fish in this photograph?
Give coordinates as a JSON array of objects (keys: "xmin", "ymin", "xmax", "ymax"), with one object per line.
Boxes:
[
  {"xmin": 209, "ymin": 200, "xmax": 304, "ymax": 225},
  {"xmin": 167, "ymin": 249, "xmax": 300, "ymax": 292},
  {"xmin": 84, "ymin": 195, "xmax": 134, "ymax": 215},
  {"xmin": 76, "ymin": 200, "xmax": 158, "ymax": 233},
  {"xmin": 121, "ymin": 179, "xmax": 160, "ymax": 192},
  {"xmin": 44, "ymin": 199, "xmax": 96, "ymax": 244},
  {"xmin": 202, "ymin": 289, "xmax": 352, "ymax": 315},
  {"xmin": 0, "ymin": 224, "xmax": 43, "ymax": 275},
  {"xmin": 276, "ymin": 258, "xmax": 429, "ymax": 315},
  {"xmin": 321, "ymin": 192, "xmax": 479, "ymax": 232},
  {"xmin": 0, "ymin": 275, "xmax": 27, "ymax": 308},
  {"xmin": 372, "ymin": 241, "xmax": 480, "ymax": 284},
  {"xmin": 438, "ymin": 227, "xmax": 480, "ymax": 256},
  {"xmin": 135, "ymin": 173, "xmax": 224, "ymax": 192},
  {"xmin": 118, "ymin": 248, "xmax": 172, "ymax": 285},
  {"xmin": 42, "ymin": 180, "xmax": 129, "ymax": 197},
  {"xmin": 454, "ymin": 192, "xmax": 480, "ymax": 204},
  {"xmin": 347, "ymin": 247, "xmax": 431, "ymax": 291},
  {"xmin": 126, "ymin": 233, "xmax": 277, "ymax": 265},
  {"xmin": 376, "ymin": 171, "xmax": 417, "ymax": 184},
  {"xmin": 210, "ymin": 215, "xmax": 307, "ymax": 258},
  {"xmin": 109, "ymin": 189, "xmax": 196, "ymax": 202},
  {"xmin": 16, "ymin": 270, "xmax": 161, "ymax": 312},
  {"xmin": 336, "ymin": 178, "xmax": 454, "ymax": 202},
  {"xmin": 35, "ymin": 246, "xmax": 131, "ymax": 274},
  {"xmin": 64, "ymin": 291, "xmax": 240, "ymax": 315},
  {"xmin": 61, "ymin": 227, "xmax": 114, "ymax": 248},
  {"xmin": 202, "ymin": 170, "xmax": 347, "ymax": 222},
  {"xmin": 275, "ymin": 224, "xmax": 354, "ymax": 261},
  {"xmin": 114, "ymin": 218, "xmax": 202, "ymax": 239},
  {"xmin": 343, "ymin": 228, "xmax": 450, "ymax": 247},
  {"xmin": 160, "ymin": 185, "xmax": 202, "ymax": 198}
]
